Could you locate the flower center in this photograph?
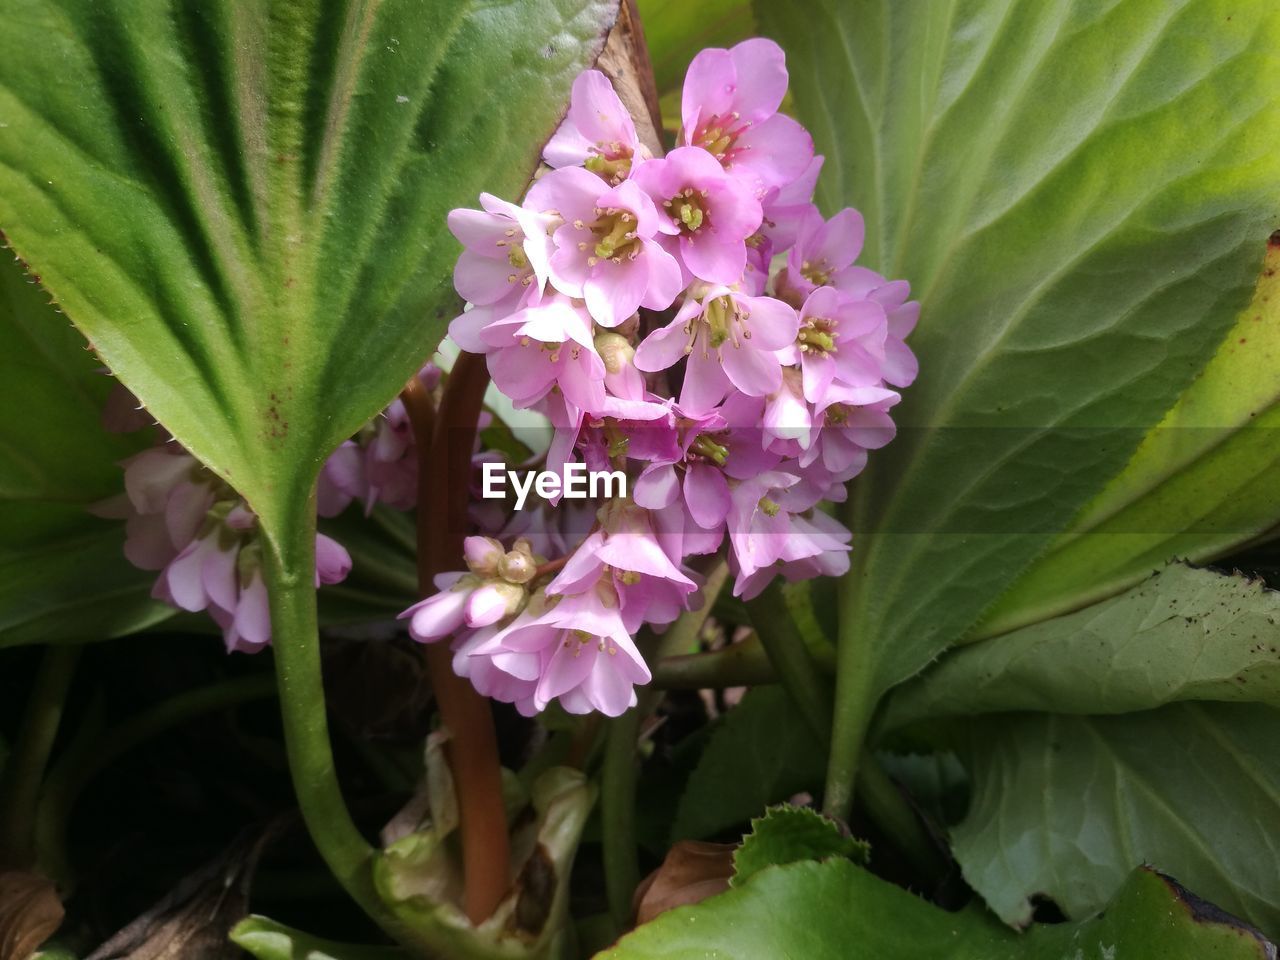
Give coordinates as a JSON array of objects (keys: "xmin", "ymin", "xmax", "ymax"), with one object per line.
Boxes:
[
  {"xmin": 585, "ymin": 144, "xmax": 633, "ymax": 184},
  {"xmin": 689, "ymin": 434, "xmax": 729, "ymax": 465},
  {"xmin": 797, "ymin": 316, "xmax": 838, "ymax": 356},
  {"xmin": 824, "ymin": 403, "xmax": 849, "ymax": 426},
  {"xmin": 663, "ymin": 188, "xmax": 710, "ymax": 235},
  {"xmin": 576, "ymin": 207, "xmax": 640, "ymax": 265},
  {"xmin": 758, "ymin": 496, "xmax": 781, "ymax": 517},
  {"xmin": 800, "ymin": 259, "xmax": 832, "ymax": 286},
  {"xmin": 693, "ymin": 111, "xmax": 751, "ymax": 162}
]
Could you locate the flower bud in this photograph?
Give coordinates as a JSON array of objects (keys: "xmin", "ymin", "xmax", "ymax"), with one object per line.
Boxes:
[
  {"xmin": 594, "ymin": 331, "xmax": 635, "ymax": 375},
  {"xmin": 498, "ymin": 548, "xmax": 537, "ymax": 584},
  {"xmin": 463, "ymin": 536, "xmax": 504, "ymax": 576}
]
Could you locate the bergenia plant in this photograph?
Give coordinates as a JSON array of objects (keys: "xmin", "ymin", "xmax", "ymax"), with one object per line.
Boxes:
[{"xmin": 2, "ymin": 3, "xmax": 1280, "ymax": 960}]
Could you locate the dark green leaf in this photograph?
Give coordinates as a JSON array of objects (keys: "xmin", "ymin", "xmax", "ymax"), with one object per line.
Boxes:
[
  {"xmin": 600, "ymin": 860, "xmax": 1276, "ymax": 959},
  {"xmin": 0, "ymin": 0, "xmax": 618, "ymax": 529},
  {"xmin": 952, "ymin": 703, "xmax": 1280, "ymax": 934},
  {"xmin": 0, "ymin": 244, "xmax": 167, "ymax": 646},
  {"xmin": 757, "ymin": 0, "xmax": 1280, "ymax": 700},
  {"xmin": 883, "ymin": 564, "xmax": 1280, "ymax": 730},
  {"xmin": 983, "ymin": 239, "xmax": 1280, "ymax": 638},
  {"xmin": 672, "ymin": 687, "xmax": 826, "ymax": 841},
  {"xmin": 731, "ymin": 804, "xmax": 867, "ymax": 886}
]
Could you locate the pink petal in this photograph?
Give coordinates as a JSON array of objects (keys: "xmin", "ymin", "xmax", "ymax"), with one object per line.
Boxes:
[
  {"xmin": 315, "ymin": 533, "xmax": 352, "ymax": 585},
  {"xmin": 231, "ymin": 573, "xmax": 272, "ymax": 649},
  {"xmin": 639, "ymin": 240, "xmax": 685, "ymax": 312},
  {"xmin": 681, "ymin": 47, "xmax": 737, "ymax": 133},
  {"xmin": 727, "ymin": 38, "xmax": 789, "ymax": 123},
  {"xmin": 684, "ymin": 464, "xmax": 730, "ymax": 529},
  {"xmin": 633, "ymin": 463, "xmax": 681, "ymax": 510},
  {"xmin": 584, "ymin": 255, "xmax": 648, "ymax": 328},
  {"xmin": 738, "ymin": 294, "xmax": 799, "ymax": 350},
  {"xmin": 679, "ymin": 336, "xmax": 731, "ymax": 413},
  {"xmin": 680, "ymin": 233, "xmax": 745, "ymax": 284},
  {"xmin": 721, "ymin": 341, "xmax": 782, "ymax": 397}
]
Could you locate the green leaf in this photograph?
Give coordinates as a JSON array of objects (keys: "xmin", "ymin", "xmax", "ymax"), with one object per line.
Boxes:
[
  {"xmin": 952, "ymin": 703, "xmax": 1280, "ymax": 935},
  {"xmin": 598, "ymin": 859, "xmax": 1276, "ymax": 959},
  {"xmin": 731, "ymin": 804, "xmax": 867, "ymax": 886},
  {"xmin": 756, "ymin": 0, "xmax": 1280, "ymax": 704},
  {"xmin": 230, "ymin": 915, "xmax": 408, "ymax": 960},
  {"xmin": 882, "ymin": 564, "xmax": 1280, "ymax": 731},
  {"xmin": 671, "ymin": 687, "xmax": 826, "ymax": 841},
  {"xmin": 0, "ymin": 0, "xmax": 617, "ymax": 527},
  {"xmin": 0, "ymin": 246, "xmax": 167, "ymax": 646},
  {"xmin": 982, "ymin": 238, "xmax": 1280, "ymax": 638}
]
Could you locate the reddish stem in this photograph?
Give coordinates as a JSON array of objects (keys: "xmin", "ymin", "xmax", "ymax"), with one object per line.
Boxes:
[{"xmin": 402, "ymin": 353, "xmax": 510, "ymax": 924}]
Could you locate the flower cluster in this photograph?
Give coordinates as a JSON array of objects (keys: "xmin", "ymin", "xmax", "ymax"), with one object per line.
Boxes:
[
  {"xmin": 101, "ymin": 442, "xmax": 351, "ymax": 653},
  {"xmin": 103, "ymin": 40, "xmax": 917, "ymax": 717},
  {"xmin": 407, "ymin": 39, "xmax": 918, "ymax": 716}
]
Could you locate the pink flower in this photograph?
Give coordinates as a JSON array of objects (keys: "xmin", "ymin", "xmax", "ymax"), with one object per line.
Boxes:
[
  {"xmin": 468, "ymin": 582, "xmax": 651, "ymax": 717},
  {"xmin": 400, "ymin": 537, "xmax": 537, "ymax": 642},
  {"xmin": 786, "ymin": 286, "xmax": 888, "ymax": 403},
  {"xmin": 634, "ymin": 286, "xmax": 798, "ymax": 412},
  {"xmin": 799, "ymin": 383, "xmax": 900, "ymax": 480},
  {"xmin": 447, "ymin": 194, "xmax": 553, "ymax": 307},
  {"xmin": 544, "ymin": 69, "xmax": 650, "ymax": 182},
  {"xmin": 479, "ymin": 292, "xmax": 607, "ymax": 412},
  {"xmin": 680, "ymin": 38, "xmax": 813, "ymax": 195},
  {"xmin": 835, "ymin": 267, "xmax": 920, "ymax": 387},
  {"xmin": 526, "ymin": 167, "xmax": 682, "ymax": 327},
  {"xmin": 759, "ymin": 156, "xmax": 824, "ymax": 252},
  {"xmin": 730, "ymin": 508, "xmax": 852, "ymax": 600},
  {"xmin": 776, "ymin": 206, "xmax": 866, "ymax": 305},
  {"xmin": 632, "ymin": 146, "xmax": 762, "ymax": 284},
  {"xmin": 548, "ymin": 501, "xmax": 698, "ymax": 631}
]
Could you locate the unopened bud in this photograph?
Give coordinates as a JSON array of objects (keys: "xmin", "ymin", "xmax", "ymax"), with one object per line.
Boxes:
[
  {"xmin": 499, "ymin": 549, "xmax": 536, "ymax": 584},
  {"xmin": 594, "ymin": 331, "xmax": 635, "ymax": 375},
  {"xmin": 463, "ymin": 536, "xmax": 504, "ymax": 576}
]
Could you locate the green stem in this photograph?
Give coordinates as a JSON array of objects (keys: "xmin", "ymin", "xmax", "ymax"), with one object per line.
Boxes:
[
  {"xmin": 651, "ymin": 635, "xmax": 777, "ymax": 690},
  {"xmin": 601, "ymin": 704, "xmax": 643, "ymax": 930},
  {"xmin": 36, "ymin": 672, "xmax": 274, "ymax": 884},
  {"xmin": 746, "ymin": 581, "xmax": 832, "ymax": 741},
  {"xmin": 0, "ymin": 643, "xmax": 79, "ymax": 866},
  {"xmin": 748, "ymin": 582, "xmax": 940, "ymax": 879},
  {"xmin": 823, "ymin": 622, "xmax": 877, "ymax": 821},
  {"xmin": 856, "ymin": 754, "xmax": 946, "ymax": 880},
  {"xmin": 261, "ymin": 497, "xmax": 411, "ymax": 942},
  {"xmin": 599, "ymin": 566, "xmax": 730, "ymax": 933}
]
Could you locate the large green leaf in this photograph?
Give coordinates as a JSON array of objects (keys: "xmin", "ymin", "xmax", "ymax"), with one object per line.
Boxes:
[
  {"xmin": 982, "ymin": 237, "xmax": 1280, "ymax": 638},
  {"xmin": 952, "ymin": 703, "xmax": 1280, "ymax": 935},
  {"xmin": 0, "ymin": 249, "xmax": 166, "ymax": 645},
  {"xmin": 882, "ymin": 564, "xmax": 1280, "ymax": 730},
  {"xmin": 599, "ymin": 859, "xmax": 1276, "ymax": 959},
  {"xmin": 755, "ymin": 0, "xmax": 1280, "ymax": 705},
  {"xmin": 0, "ymin": 0, "xmax": 617, "ymax": 526},
  {"xmin": 671, "ymin": 687, "xmax": 826, "ymax": 841}
]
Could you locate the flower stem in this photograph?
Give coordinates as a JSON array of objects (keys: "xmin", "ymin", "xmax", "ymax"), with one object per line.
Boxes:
[
  {"xmin": 403, "ymin": 354, "xmax": 511, "ymax": 925},
  {"xmin": 601, "ymin": 704, "xmax": 643, "ymax": 930},
  {"xmin": 651, "ymin": 634, "xmax": 777, "ymax": 690},
  {"xmin": 746, "ymin": 581, "xmax": 832, "ymax": 740},
  {"xmin": 822, "ymin": 582, "xmax": 878, "ymax": 821},
  {"xmin": 0, "ymin": 643, "xmax": 79, "ymax": 867},
  {"xmin": 748, "ymin": 581, "xmax": 941, "ymax": 879},
  {"xmin": 856, "ymin": 753, "xmax": 946, "ymax": 880},
  {"xmin": 261, "ymin": 508, "xmax": 410, "ymax": 939}
]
